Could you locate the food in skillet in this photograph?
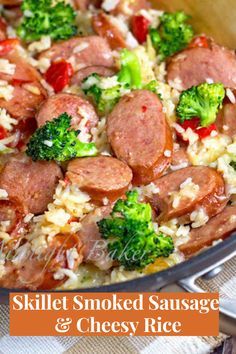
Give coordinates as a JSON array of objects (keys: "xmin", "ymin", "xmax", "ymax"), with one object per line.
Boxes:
[{"xmin": 0, "ymin": 0, "xmax": 236, "ymax": 290}]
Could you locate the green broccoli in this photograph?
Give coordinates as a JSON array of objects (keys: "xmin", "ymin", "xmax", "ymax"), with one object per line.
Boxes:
[
  {"xmin": 82, "ymin": 74, "xmax": 124, "ymax": 115},
  {"xmin": 143, "ymin": 80, "xmax": 163, "ymax": 100},
  {"xmin": 82, "ymin": 49, "xmax": 144, "ymax": 114},
  {"xmin": 176, "ymin": 83, "xmax": 225, "ymax": 127},
  {"xmin": 150, "ymin": 11, "xmax": 194, "ymax": 61},
  {"xmin": 98, "ymin": 190, "xmax": 174, "ymax": 270},
  {"xmin": 230, "ymin": 161, "xmax": 236, "ymax": 170},
  {"xmin": 26, "ymin": 113, "xmax": 97, "ymax": 162},
  {"xmin": 17, "ymin": 0, "xmax": 77, "ymax": 42},
  {"xmin": 118, "ymin": 49, "xmax": 142, "ymax": 89}
]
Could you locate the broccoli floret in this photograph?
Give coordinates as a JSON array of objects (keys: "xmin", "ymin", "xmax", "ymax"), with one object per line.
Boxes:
[
  {"xmin": 176, "ymin": 83, "xmax": 225, "ymax": 127},
  {"xmin": 143, "ymin": 80, "xmax": 163, "ymax": 100},
  {"xmin": 98, "ymin": 190, "xmax": 174, "ymax": 270},
  {"xmin": 82, "ymin": 74, "xmax": 123, "ymax": 115},
  {"xmin": 150, "ymin": 11, "xmax": 194, "ymax": 61},
  {"xmin": 17, "ymin": 0, "xmax": 77, "ymax": 42},
  {"xmin": 26, "ymin": 113, "xmax": 97, "ymax": 162},
  {"xmin": 118, "ymin": 49, "xmax": 142, "ymax": 89},
  {"xmin": 230, "ymin": 161, "xmax": 236, "ymax": 170},
  {"xmin": 82, "ymin": 49, "xmax": 142, "ymax": 115}
]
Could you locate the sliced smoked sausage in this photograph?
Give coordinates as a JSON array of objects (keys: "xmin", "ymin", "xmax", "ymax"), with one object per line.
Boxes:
[
  {"xmin": 167, "ymin": 42, "xmax": 236, "ymax": 91},
  {"xmin": 180, "ymin": 206, "xmax": 236, "ymax": 257},
  {"xmin": 0, "ymin": 51, "xmax": 47, "ymax": 120},
  {"xmin": 79, "ymin": 205, "xmax": 113, "ymax": 270},
  {"xmin": 39, "ymin": 36, "xmax": 114, "ymax": 71},
  {"xmin": 36, "ymin": 93, "xmax": 99, "ymax": 130},
  {"xmin": 0, "ymin": 154, "xmax": 63, "ymax": 214},
  {"xmin": 216, "ymin": 103, "xmax": 236, "ymax": 138},
  {"xmin": 151, "ymin": 166, "xmax": 227, "ymax": 222},
  {"xmin": 0, "ymin": 0, "xmax": 22, "ymax": 5},
  {"xmin": 0, "ymin": 17, "xmax": 7, "ymax": 40},
  {"xmin": 171, "ymin": 145, "xmax": 190, "ymax": 170},
  {"xmin": 67, "ymin": 156, "xmax": 133, "ymax": 202},
  {"xmin": 92, "ymin": 13, "xmax": 127, "ymax": 50},
  {"xmin": 0, "ymin": 233, "xmax": 83, "ymax": 290},
  {"xmin": 107, "ymin": 90, "xmax": 173, "ymax": 185},
  {"xmin": 71, "ymin": 65, "xmax": 115, "ymax": 86},
  {"xmin": 0, "ymin": 84, "xmax": 47, "ymax": 121}
]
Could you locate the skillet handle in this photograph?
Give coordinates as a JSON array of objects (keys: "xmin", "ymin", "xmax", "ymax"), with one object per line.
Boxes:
[{"xmin": 161, "ymin": 250, "xmax": 236, "ymax": 336}]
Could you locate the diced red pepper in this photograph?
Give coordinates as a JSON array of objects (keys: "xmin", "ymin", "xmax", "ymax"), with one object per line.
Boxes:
[
  {"xmin": 180, "ymin": 117, "xmax": 200, "ymax": 131},
  {"xmin": 45, "ymin": 60, "xmax": 74, "ymax": 93},
  {"xmin": 196, "ymin": 124, "xmax": 217, "ymax": 139},
  {"xmin": 0, "ymin": 125, "xmax": 7, "ymax": 140},
  {"xmin": 131, "ymin": 15, "xmax": 150, "ymax": 44},
  {"xmin": 189, "ymin": 35, "xmax": 209, "ymax": 49},
  {"xmin": 177, "ymin": 117, "xmax": 217, "ymax": 141},
  {"xmin": 0, "ymin": 38, "xmax": 20, "ymax": 56}
]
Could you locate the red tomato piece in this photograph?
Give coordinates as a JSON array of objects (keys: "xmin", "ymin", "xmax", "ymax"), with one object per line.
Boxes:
[
  {"xmin": 0, "ymin": 38, "xmax": 20, "ymax": 56},
  {"xmin": 180, "ymin": 117, "xmax": 200, "ymax": 131},
  {"xmin": 0, "ymin": 125, "xmax": 7, "ymax": 140},
  {"xmin": 131, "ymin": 15, "xmax": 150, "ymax": 44},
  {"xmin": 189, "ymin": 35, "xmax": 209, "ymax": 49},
  {"xmin": 196, "ymin": 124, "xmax": 217, "ymax": 139},
  {"xmin": 45, "ymin": 60, "xmax": 74, "ymax": 93},
  {"xmin": 177, "ymin": 117, "xmax": 217, "ymax": 141}
]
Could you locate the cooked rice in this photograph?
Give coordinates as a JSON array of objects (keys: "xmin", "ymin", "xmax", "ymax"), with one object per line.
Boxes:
[
  {"xmin": 0, "ymin": 80, "xmax": 14, "ymax": 101},
  {"xmin": 170, "ymin": 178, "xmax": 200, "ymax": 209},
  {"xmin": 0, "ymin": 108, "xmax": 17, "ymax": 131},
  {"xmin": 102, "ymin": 0, "xmax": 119, "ymax": 12},
  {"xmin": 0, "ymin": 59, "xmax": 15, "ymax": 75},
  {"xmin": 28, "ymin": 36, "xmax": 52, "ymax": 54}
]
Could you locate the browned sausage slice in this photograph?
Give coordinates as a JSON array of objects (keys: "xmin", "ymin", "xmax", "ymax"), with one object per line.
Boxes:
[
  {"xmin": 151, "ymin": 166, "xmax": 227, "ymax": 222},
  {"xmin": 180, "ymin": 206, "xmax": 236, "ymax": 257},
  {"xmin": 107, "ymin": 90, "xmax": 173, "ymax": 185},
  {"xmin": 92, "ymin": 13, "xmax": 127, "ymax": 50},
  {"xmin": 0, "ymin": 0, "xmax": 22, "ymax": 5},
  {"xmin": 67, "ymin": 156, "xmax": 133, "ymax": 202},
  {"xmin": 71, "ymin": 65, "xmax": 115, "ymax": 86},
  {"xmin": 0, "ymin": 83, "xmax": 47, "ymax": 120},
  {"xmin": 36, "ymin": 93, "xmax": 99, "ymax": 130},
  {"xmin": 0, "ymin": 154, "xmax": 63, "ymax": 214},
  {"xmin": 0, "ymin": 233, "xmax": 83, "ymax": 290},
  {"xmin": 216, "ymin": 103, "xmax": 236, "ymax": 137},
  {"xmin": 39, "ymin": 36, "xmax": 114, "ymax": 71},
  {"xmin": 0, "ymin": 51, "xmax": 44, "ymax": 83},
  {"xmin": 171, "ymin": 145, "xmax": 190, "ymax": 170},
  {"xmin": 0, "ymin": 51, "xmax": 47, "ymax": 120},
  {"xmin": 79, "ymin": 205, "xmax": 113, "ymax": 270},
  {"xmin": 167, "ymin": 42, "xmax": 236, "ymax": 90},
  {"xmin": 0, "ymin": 17, "xmax": 7, "ymax": 40}
]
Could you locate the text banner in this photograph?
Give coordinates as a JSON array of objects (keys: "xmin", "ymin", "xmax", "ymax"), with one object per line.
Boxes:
[{"xmin": 10, "ymin": 292, "xmax": 219, "ymax": 336}]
